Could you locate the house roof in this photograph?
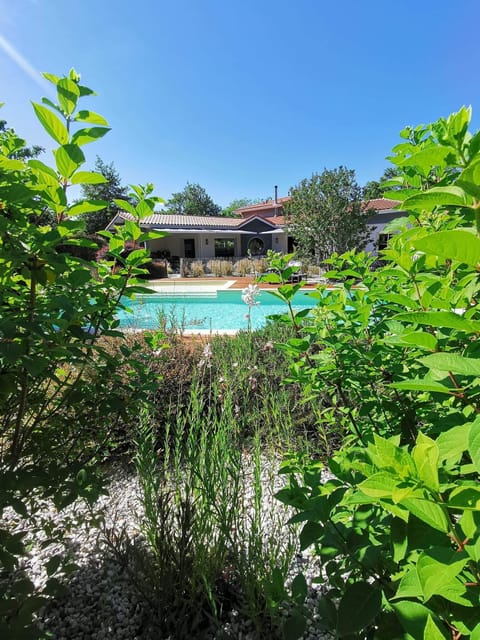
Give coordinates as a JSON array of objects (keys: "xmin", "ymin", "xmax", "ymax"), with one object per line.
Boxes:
[
  {"xmin": 363, "ymin": 198, "xmax": 402, "ymax": 211},
  {"xmin": 267, "ymin": 215, "xmax": 286, "ymax": 225},
  {"xmin": 107, "ymin": 197, "xmax": 401, "ymax": 233},
  {"xmin": 235, "ymin": 196, "xmax": 402, "ymax": 216},
  {"xmin": 237, "ymin": 215, "xmax": 284, "ymax": 229},
  {"xmin": 109, "ymin": 212, "xmax": 243, "ymax": 229},
  {"xmin": 235, "ymin": 196, "xmax": 291, "ymax": 215}
]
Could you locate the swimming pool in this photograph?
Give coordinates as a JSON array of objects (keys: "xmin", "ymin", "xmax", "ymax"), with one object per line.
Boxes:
[{"xmin": 117, "ymin": 289, "xmax": 314, "ymax": 332}]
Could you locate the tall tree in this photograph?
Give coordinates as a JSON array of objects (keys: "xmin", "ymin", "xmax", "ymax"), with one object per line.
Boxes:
[
  {"xmin": 285, "ymin": 166, "xmax": 371, "ymax": 264},
  {"xmin": 165, "ymin": 182, "xmax": 221, "ymax": 216},
  {"xmin": 363, "ymin": 167, "xmax": 401, "ymax": 200},
  {"xmin": 0, "ymin": 119, "xmax": 44, "ymax": 160},
  {"xmin": 221, "ymin": 197, "xmax": 262, "ymax": 217},
  {"xmin": 80, "ymin": 156, "xmax": 129, "ymax": 233}
]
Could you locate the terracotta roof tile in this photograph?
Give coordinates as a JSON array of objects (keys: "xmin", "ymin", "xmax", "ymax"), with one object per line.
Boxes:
[
  {"xmin": 117, "ymin": 212, "xmax": 242, "ymax": 228},
  {"xmin": 268, "ymin": 216, "xmax": 286, "ymax": 225},
  {"xmin": 363, "ymin": 198, "xmax": 402, "ymax": 211},
  {"xmin": 236, "ymin": 196, "xmax": 402, "ymax": 216},
  {"xmin": 235, "ymin": 196, "xmax": 291, "ymax": 215}
]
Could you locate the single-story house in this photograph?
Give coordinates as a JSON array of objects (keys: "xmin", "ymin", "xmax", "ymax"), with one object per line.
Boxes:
[{"xmin": 105, "ymin": 194, "xmax": 406, "ymax": 262}]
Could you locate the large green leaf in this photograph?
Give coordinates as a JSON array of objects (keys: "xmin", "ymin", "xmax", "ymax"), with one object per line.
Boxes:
[
  {"xmin": 399, "ymin": 496, "xmax": 450, "ymax": 532},
  {"xmin": 299, "ymin": 521, "xmax": 323, "ymax": 550},
  {"xmin": 68, "ymin": 200, "xmax": 107, "ymax": 216},
  {"xmin": 57, "ymin": 77, "xmax": 80, "ymax": 116},
  {"xmin": 381, "ymin": 292, "xmax": 419, "ymax": 309},
  {"xmin": 394, "ymin": 567, "xmax": 423, "ymax": 600},
  {"xmin": 393, "ymin": 311, "xmax": 480, "ymax": 333},
  {"xmin": 31, "ymin": 102, "xmax": 69, "ymax": 145},
  {"xmin": 42, "ymin": 71, "xmax": 60, "ymax": 85},
  {"xmin": 402, "ymin": 145, "xmax": 454, "ymax": 172},
  {"xmin": 468, "ymin": 417, "xmax": 480, "ymax": 474},
  {"xmin": 472, "ymin": 622, "xmax": 480, "ymax": 640},
  {"xmin": 70, "ymin": 171, "xmax": 107, "ymax": 185},
  {"xmin": 448, "ymin": 486, "xmax": 480, "ymax": 510},
  {"xmin": 135, "ymin": 199, "xmax": 155, "ymax": 218},
  {"xmin": 436, "ymin": 424, "xmax": 470, "ymax": 465},
  {"xmin": 416, "ymin": 548, "xmax": 467, "ymax": 602},
  {"xmin": 54, "ymin": 144, "xmax": 85, "ymax": 178},
  {"xmin": 412, "ymin": 433, "xmax": 439, "ymax": 491},
  {"xmin": 391, "ymin": 379, "xmax": 456, "ymax": 394},
  {"xmin": 337, "ymin": 582, "xmax": 382, "ymax": 636},
  {"xmin": 413, "ymin": 229, "xmax": 480, "ymax": 267},
  {"xmin": 28, "ymin": 159, "xmax": 59, "ymax": 186},
  {"xmin": 113, "ymin": 199, "xmax": 137, "ymax": 216},
  {"xmin": 74, "ymin": 110, "xmax": 108, "ymax": 125},
  {"xmin": 448, "ymin": 106, "xmax": 471, "ymax": 141},
  {"xmin": 457, "ymin": 158, "xmax": 480, "ymax": 199},
  {"xmin": 391, "ymin": 517, "xmax": 408, "ymax": 563},
  {"xmin": 358, "ymin": 471, "xmax": 397, "ymax": 499},
  {"xmin": 423, "ymin": 615, "xmax": 449, "ymax": 639},
  {"xmin": 394, "ymin": 331, "xmax": 438, "ymax": 351},
  {"xmin": 392, "ymin": 601, "xmax": 436, "ymax": 639},
  {"xmin": 0, "ymin": 156, "xmax": 25, "ymax": 171},
  {"xmin": 403, "ymin": 186, "xmax": 471, "ymax": 212},
  {"xmin": 420, "ymin": 352, "xmax": 480, "ymax": 377},
  {"xmin": 71, "ymin": 126, "xmax": 110, "ymax": 146}
]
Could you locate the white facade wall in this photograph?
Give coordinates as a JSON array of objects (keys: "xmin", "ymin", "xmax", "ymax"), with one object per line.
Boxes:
[
  {"xmin": 364, "ymin": 211, "xmax": 408, "ymax": 254},
  {"xmin": 148, "ymin": 233, "xmax": 242, "ymax": 259}
]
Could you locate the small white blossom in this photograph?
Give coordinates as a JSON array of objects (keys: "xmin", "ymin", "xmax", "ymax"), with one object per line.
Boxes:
[
  {"xmin": 241, "ymin": 284, "xmax": 260, "ymax": 307},
  {"xmin": 202, "ymin": 343, "xmax": 213, "ymax": 358},
  {"xmin": 198, "ymin": 342, "xmax": 213, "ymax": 368}
]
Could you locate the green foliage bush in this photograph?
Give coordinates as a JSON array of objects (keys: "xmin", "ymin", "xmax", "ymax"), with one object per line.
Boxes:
[
  {"xmin": 99, "ymin": 322, "xmax": 321, "ymax": 453},
  {"xmin": 271, "ymin": 107, "xmax": 480, "ymax": 639},
  {"xmin": 0, "ymin": 69, "xmax": 164, "ymax": 637}
]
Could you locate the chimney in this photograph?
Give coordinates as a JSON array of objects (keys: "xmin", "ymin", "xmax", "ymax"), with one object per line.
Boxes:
[{"xmin": 274, "ymin": 185, "xmax": 278, "ymax": 204}]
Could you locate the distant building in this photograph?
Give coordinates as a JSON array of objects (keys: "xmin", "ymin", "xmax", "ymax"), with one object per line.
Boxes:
[{"xmin": 106, "ymin": 192, "xmax": 406, "ymax": 260}]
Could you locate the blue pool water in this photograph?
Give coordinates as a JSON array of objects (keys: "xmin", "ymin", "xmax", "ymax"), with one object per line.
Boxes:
[{"xmin": 117, "ymin": 289, "xmax": 314, "ymax": 332}]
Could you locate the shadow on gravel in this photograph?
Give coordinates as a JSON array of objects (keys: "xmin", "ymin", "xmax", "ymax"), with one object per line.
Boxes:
[
  {"xmin": 39, "ymin": 548, "xmax": 146, "ymax": 640},
  {"xmin": 38, "ymin": 541, "xmax": 245, "ymax": 640}
]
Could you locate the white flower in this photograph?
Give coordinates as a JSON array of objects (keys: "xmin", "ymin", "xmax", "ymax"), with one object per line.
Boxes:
[
  {"xmin": 241, "ymin": 284, "xmax": 260, "ymax": 307},
  {"xmin": 202, "ymin": 342, "xmax": 212, "ymax": 358},
  {"xmin": 198, "ymin": 342, "xmax": 213, "ymax": 368}
]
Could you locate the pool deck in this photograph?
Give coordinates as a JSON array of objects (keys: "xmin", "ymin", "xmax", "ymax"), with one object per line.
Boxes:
[
  {"xmin": 147, "ymin": 276, "xmax": 322, "ymax": 294},
  {"xmin": 147, "ymin": 279, "xmax": 236, "ymax": 294}
]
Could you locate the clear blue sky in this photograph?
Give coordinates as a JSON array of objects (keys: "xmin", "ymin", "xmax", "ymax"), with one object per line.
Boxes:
[{"xmin": 1, "ymin": 0, "xmax": 479, "ymax": 207}]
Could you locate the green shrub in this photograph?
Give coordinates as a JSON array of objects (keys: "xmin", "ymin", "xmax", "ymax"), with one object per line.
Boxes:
[
  {"xmin": 0, "ymin": 69, "xmax": 164, "ymax": 637},
  {"xmin": 272, "ymin": 107, "xmax": 480, "ymax": 639}
]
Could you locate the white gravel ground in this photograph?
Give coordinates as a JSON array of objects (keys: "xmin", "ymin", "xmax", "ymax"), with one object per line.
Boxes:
[{"xmin": 2, "ymin": 461, "xmax": 334, "ymax": 640}]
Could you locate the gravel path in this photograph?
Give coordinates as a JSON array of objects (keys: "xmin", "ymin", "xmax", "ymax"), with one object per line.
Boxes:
[{"xmin": 2, "ymin": 462, "xmax": 334, "ymax": 640}]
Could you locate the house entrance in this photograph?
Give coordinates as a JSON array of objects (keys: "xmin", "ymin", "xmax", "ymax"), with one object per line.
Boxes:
[{"xmin": 184, "ymin": 238, "xmax": 195, "ymax": 258}]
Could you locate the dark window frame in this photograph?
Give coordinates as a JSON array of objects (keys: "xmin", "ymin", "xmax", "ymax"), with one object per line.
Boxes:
[{"xmin": 214, "ymin": 238, "xmax": 235, "ymax": 257}]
